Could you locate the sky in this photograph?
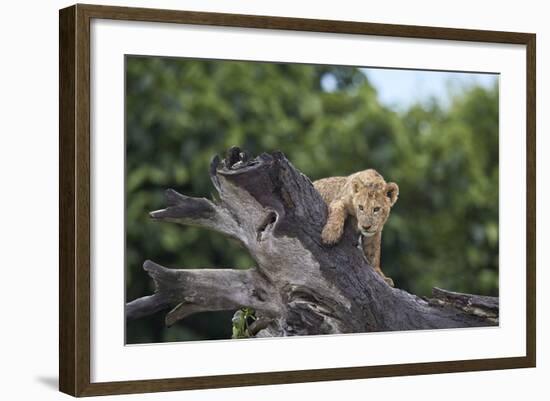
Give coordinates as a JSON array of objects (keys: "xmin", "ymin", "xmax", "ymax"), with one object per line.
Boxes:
[{"xmin": 361, "ymin": 68, "xmax": 498, "ymax": 111}]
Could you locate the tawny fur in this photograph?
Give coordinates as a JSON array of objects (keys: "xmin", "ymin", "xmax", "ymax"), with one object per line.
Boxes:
[{"xmin": 313, "ymin": 169, "xmax": 399, "ymax": 286}]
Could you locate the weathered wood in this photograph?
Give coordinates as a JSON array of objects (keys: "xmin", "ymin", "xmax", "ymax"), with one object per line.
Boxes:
[
  {"xmin": 126, "ymin": 147, "xmax": 499, "ymax": 336},
  {"xmin": 430, "ymin": 287, "xmax": 499, "ymax": 323},
  {"xmin": 126, "ymin": 260, "xmax": 279, "ymax": 325}
]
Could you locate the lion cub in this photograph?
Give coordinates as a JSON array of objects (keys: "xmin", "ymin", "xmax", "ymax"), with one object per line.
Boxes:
[{"xmin": 313, "ymin": 170, "xmax": 399, "ymax": 286}]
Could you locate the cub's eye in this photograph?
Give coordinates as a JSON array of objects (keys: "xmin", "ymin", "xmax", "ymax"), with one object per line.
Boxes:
[
  {"xmin": 358, "ymin": 205, "xmax": 364, "ymax": 211},
  {"xmin": 373, "ymin": 207, "xmax": 380, "ymax": 213}
]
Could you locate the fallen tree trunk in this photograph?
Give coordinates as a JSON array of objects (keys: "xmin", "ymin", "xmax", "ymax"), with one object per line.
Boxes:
[{"xmin": 126, "ymin": 147, "xmax": 498, "ymax": 336}]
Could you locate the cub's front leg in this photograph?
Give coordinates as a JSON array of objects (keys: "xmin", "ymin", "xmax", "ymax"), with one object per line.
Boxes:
[{"xmin": 321, "ymin": 199, "xmax": 348, "ymax": 245}]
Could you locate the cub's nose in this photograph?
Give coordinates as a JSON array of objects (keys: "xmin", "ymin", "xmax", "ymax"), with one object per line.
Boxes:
[{"xmin": 362, "ymin": 225, "xmax": 372, "ymax": 231}]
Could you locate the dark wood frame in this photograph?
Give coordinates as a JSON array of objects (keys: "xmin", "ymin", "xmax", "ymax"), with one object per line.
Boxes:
[{"xmin": 59, "ymin": 3, "xmax": 536, "ymax": 397}]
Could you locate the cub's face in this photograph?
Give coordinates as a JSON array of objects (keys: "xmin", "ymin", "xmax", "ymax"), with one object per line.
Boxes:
[{"xmin": 352, "ymin": 180, "xmax": 399, "ymax": 237}]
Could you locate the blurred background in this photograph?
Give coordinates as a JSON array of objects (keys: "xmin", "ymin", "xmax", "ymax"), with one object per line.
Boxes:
[{"xmin": 125, "ymin": 56, "xmax": 499, "ymax": 344}]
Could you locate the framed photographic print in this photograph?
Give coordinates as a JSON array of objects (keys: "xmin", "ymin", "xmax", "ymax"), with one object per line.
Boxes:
[{"xmin": 59, "ymin": 3, "xmax": 536, "ymax": 397}]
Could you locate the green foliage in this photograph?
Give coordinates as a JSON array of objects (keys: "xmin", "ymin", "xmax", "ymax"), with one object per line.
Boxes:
[
  {"xmin": 125, "ymin": 56, "xmax": 499, "ymax": 344},
  {"xmin": 231, "ymin": 308, "xmax": 257, "ymax": 339}
]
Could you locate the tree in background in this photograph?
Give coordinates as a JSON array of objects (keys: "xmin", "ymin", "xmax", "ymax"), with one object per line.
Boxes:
[{"xmin": 125, "ymin": 57, "xmax": 498, "ymax": 343}]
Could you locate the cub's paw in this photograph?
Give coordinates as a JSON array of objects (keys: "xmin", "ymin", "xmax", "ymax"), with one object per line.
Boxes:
[
  {"xmin": 321, "ymin": 224, "xmax": 343, "ymax": 245},
  {"xmin": 384, "ymin": 277, "xmax": 395, "ymax": 287}
]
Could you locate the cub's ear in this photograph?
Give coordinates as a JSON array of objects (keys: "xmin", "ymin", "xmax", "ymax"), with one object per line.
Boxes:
[
  {"xmin": 386, "ymin": 182, "xmax": 399, "ymax": 206},
  {"xmin": 351, "ymin": 177, "xmax": 363, "ymax": 194}
]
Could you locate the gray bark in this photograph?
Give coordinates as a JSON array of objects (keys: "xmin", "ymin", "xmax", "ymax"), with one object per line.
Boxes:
[{"xmin": 126, "ymin": 147, "xmax": 498, "ymax": 336}]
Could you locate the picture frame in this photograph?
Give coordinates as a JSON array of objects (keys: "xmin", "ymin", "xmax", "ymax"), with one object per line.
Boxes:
[{"xmin": 59, "ymin": 3, "xmax": 536, "ymax": 397}]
